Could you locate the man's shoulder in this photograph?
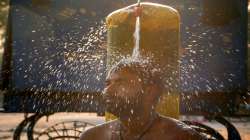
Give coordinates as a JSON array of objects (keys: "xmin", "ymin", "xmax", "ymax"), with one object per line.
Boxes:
[
  {"xmin": 157, "ymin": 115, "xmax": 206, "ymax": 140},
  {"xmin": 79, "ymin": 119, "xmax": 119, "ymax": 140}
]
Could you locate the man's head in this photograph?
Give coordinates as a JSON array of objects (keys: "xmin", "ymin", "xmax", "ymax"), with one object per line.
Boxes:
[{"xmin": 103, "ymin": 59, "xmax": 164, "ymax": 118}]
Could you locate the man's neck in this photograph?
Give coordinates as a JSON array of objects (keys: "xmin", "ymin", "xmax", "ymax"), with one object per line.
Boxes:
[{"xmin": 119, "ymin": 110, "xmax": 157, "ymax": 135}]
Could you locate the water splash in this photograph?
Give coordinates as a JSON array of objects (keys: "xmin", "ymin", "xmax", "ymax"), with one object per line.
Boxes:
[
  {"xmin": 131, "ymin": 4, "xmax": 141, "ymax": 60},
  {"xmin": 132, "ymin": 16, "xmax": 140, "ymax": 60}
]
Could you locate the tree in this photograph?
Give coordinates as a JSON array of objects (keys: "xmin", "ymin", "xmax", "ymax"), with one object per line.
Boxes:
[{"xmin": 0, "ymin": 0, "xmax": 9, "ymax": 50}]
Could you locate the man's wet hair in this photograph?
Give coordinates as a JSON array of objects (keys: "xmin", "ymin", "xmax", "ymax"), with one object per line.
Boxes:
[{"xmin": 108, "ymin": 58, "xmax": 165, "ymax": 92}]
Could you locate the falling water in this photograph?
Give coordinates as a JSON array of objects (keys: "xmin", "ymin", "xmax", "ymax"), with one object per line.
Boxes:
[{"xmin": 131, "ymin": 2, "xmax": 141, "ymax": 60}]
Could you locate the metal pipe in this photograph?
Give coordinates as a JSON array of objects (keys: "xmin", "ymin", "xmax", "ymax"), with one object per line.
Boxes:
[{"xmin": 137, "ymin": 0, "xmax": 141, "ymax": 6}]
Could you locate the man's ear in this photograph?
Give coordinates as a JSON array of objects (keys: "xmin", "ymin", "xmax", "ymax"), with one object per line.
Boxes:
[{"xmin": 144, "ymin": 84, "xmax": 161, "ymax": 104}]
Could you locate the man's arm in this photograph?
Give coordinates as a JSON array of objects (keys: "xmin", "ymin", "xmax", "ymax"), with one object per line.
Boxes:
[{"xmin": 179, "ymin": 128, "xmax": 208, "ymax": 140}]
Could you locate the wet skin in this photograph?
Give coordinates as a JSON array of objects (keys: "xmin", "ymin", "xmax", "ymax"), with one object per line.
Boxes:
[{"xmin": 80, "ymin": 65, "xmax": 206, "ymax": 140}]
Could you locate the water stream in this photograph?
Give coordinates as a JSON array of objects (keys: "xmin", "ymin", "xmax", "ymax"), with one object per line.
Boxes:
[
  {"xmin": 132, "ymin": 16, "xmax": 140, "ymax": 60},
  {"xmin": 131, "ymin": 1, "xmax": 141, "ymax": 60}
]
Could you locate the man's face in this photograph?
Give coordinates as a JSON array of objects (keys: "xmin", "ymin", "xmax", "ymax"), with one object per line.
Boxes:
[{"xmin": 103, "ymin": 67, "xmax": 145, "ymax": 117}]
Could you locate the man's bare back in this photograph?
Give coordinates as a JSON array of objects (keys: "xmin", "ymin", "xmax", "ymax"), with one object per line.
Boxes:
[{"xmin": 80, "ymin": 115, "xmax": 205, "ymax": 140}]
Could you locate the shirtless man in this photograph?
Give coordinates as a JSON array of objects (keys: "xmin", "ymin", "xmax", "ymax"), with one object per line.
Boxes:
[{"xmin": 80, "ymin": 59, "xmax": 206, "ymax": 140}]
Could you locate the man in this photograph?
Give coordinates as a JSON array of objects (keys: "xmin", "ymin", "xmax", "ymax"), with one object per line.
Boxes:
[{"xmin": 80, "ymin": 59, "xmax": 206, "ymax": 140}]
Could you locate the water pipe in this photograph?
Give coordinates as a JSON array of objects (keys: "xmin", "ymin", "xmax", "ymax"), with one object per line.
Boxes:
[{"xmin": 134, "ymin": 0, "xmax": 142, "ymax": 17}]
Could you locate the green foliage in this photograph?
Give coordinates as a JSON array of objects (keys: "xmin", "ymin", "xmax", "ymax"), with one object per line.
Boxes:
[
  {"xmin": 0, "ymin": 0, "xmax": 9, "ymax": 28},
  {"xmin": 0, "ymin": 0, "xmax": 9, "ymax": 71},
  {"xmin": 0, "ymin": 0, "xmax": 9, "ymax": 48}
]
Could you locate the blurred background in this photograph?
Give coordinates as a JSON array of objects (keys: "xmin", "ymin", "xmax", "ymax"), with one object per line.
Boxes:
[
  {"xmin": 0, "ymin": 0, "xmax": 8, "ymax": 109},
  {"xmin": 0, "ymin": 0, "xmax": 249, "ymax": 140}
]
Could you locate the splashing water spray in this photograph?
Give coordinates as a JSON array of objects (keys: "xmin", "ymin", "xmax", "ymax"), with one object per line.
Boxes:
[{"xmin": 106, "ymin": 1, "xmax": 180, "ymax": 120}]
